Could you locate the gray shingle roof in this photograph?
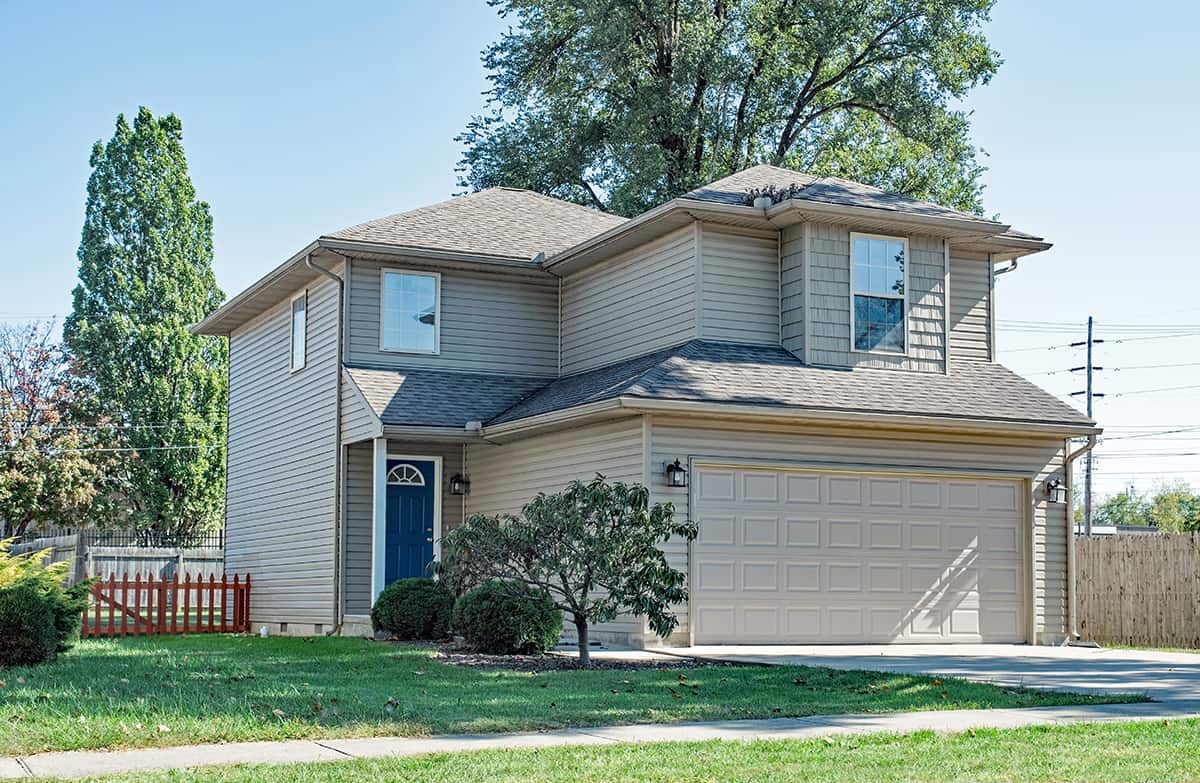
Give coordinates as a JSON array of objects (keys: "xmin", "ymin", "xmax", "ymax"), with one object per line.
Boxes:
[
  {"xmin": 684, "ymin": 164, "xmax": 999, "ymax": 226},
  {"xmin": 325, "ymin": 188, "xmax": 627, "ymax": 259},
  {"xmin": 491, "ymin": 340, "xmax": 1093, "ymax": 428},
  {"xmin": 345, "ymin": 365, "xmax": 551, "ymax": 428}
]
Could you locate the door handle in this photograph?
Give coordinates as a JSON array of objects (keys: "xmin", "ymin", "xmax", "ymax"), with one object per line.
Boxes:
[{"xmin": 426, "ymin": 537, "xmax": 434, "ymax": 542}]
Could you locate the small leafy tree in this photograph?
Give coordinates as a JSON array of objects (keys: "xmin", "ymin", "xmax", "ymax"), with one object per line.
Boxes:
[
  {"xmin": 0, "ymin": 322, "xmax": 117, "ymax": 535},
  {"xmin": 438, "ymin": 476, "xmax": 697, "ymax": 667}
]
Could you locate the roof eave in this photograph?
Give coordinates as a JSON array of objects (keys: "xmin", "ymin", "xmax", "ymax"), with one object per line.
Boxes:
[
  {"xmin": 316, "ymin": 237, "xmax": 535, "ymax": 267},
  {"xmin": 765, "ymin": 198, "xmax": 1010, "ymax": 237},
  {"xmin": 192, "ymin": 240, "xmax": 323, "ymax": 336},
  {"xmin": 483, "ymin": 394, "xmax": 1099, "ymax": 442}
]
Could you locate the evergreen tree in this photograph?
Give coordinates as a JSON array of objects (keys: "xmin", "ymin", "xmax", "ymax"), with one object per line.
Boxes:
[{"xmin": 65, "ymin": 108, "xmax": 226, "ymax": 536}]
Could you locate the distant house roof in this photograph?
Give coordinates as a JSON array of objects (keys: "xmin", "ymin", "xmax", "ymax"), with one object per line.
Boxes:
[
  {"xmin": 344, "ymin": 365, "xmax": 550, "ymax": 429},
  {"xmin": 325, "ymin": 187, "xmax": 628, "ymax": 260},
  {"xmin": 491, "ymin": 340, "xmax": 1093, "ymax": 429},
  {"xmin": 345, "ymin": 341, "xmax": 1094, "ymax": 434}
]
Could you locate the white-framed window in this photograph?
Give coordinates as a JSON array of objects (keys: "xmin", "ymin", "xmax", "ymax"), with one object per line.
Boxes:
[
  {"xmin": 380, "ymin": 269, "xmax": 440, "ymax": 354},
  {"xmin": 290, "ymin": 291, "xmax": 307, "ymax": 371},
  {"xmin": 850, "ymin": 233, "xmax": 908, "ymax": 354}
]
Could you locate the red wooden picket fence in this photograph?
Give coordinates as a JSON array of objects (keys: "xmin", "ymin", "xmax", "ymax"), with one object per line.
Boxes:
[{"xmin": 81, "ymin": 573, "xmax": 251, "ymax": 637}]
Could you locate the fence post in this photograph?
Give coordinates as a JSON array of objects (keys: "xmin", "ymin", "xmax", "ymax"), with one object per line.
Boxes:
[
  {"xmin": 183, "ymin": 574, "xmax": 192, "ymax": 634},
  {"xmin": 244, "ymin": 574, "xmax": 251, "ymax": 633},
  {"xmin": 207, "ymin": 575, "xmax": 216, "ymax": 631}
]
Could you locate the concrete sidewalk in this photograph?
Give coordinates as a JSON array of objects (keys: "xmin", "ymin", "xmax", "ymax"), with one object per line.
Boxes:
[{"xmin": 4, "ymin": 699, "xmax": 1199, "ymax": 780}]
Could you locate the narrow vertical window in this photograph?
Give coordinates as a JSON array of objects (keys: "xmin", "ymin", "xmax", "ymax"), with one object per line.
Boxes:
[
  {"xmin": 291, "ymin": 292, "xmax": 307, "ymax": 371},
  {"xmin": 851, "ymin": 234, "xmax": 907, "ymax": 353}
]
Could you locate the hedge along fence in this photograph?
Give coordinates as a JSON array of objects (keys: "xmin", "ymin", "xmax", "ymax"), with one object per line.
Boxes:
[
  {"xmin": 1075, "ymin": 533, "xmax": 1200, "ymax": 648},
  {"xmin": 81, "ymin": 573, "xmax": 251, "ymax": 637}
]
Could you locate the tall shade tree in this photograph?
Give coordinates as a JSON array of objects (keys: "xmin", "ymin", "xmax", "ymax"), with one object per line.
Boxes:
[
  {"xmin": 64, "ymin": 108, "xmax": 227, "ymax": 537},
  {"xmin": 459, "ymin": 0, "xmax": 999, "ymax": 216}
]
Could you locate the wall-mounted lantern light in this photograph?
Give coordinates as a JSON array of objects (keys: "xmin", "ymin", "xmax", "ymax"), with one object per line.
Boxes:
[
  {"xmin": 449, "ymin": 473, "xmax": 470, "ymax": 496},
  {"xmin": 1044, "ymin": 475, "xmax": 1066, "ymax": 504},
  {"xmin": 665, "ymin": 459, "xmax": 688, "ymax": 488}
]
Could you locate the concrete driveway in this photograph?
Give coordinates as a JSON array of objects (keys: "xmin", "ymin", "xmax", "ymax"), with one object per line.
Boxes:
[{"xmin": 668, "ymin": 644, "xmax": 1200, "ymax": 703}]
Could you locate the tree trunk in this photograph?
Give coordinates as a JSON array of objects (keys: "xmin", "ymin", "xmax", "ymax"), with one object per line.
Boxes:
[{"xmin": 574, "ymin": 616, "xmax": 591, "ymax": 668}]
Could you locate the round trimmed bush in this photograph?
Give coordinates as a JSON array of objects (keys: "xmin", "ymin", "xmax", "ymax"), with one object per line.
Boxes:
[
  {"xmin": 452, "ymin": 579, "xmax": 562, "ymax": 654},
  {"xmin": 0, "ymin": 583, "xmax": 61, "ymax": 668},
  {"xmin": 370, "ymin": 577, "xmax": 454, "ymax": 639}
]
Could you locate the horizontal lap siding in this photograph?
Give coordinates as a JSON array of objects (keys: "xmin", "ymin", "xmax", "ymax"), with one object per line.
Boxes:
[
  {"xmin": 343, "ymin": 442, "xmax": 373, "ymax": 615},
  {"xmin": 347, "ymin": 258, "xmax": 558, "ymax": 376},
  {"xmin": 342, "ymin": 440, "xmax": 465, "ymax": 616},
  {"xmin": 700, "ymin": 226, "xmax": 779, "ymax": 345},
  {"xmin": 780, "ymin": 224, "xmax": 805, "ymax": 357},
  {"xmin": 949, "ymin": 251, "xmax": 992, "ymax": 361},
  {"xmin": 465, "ymin": 418, "xmax": 646, "ymax": 639},
  {"xmin": 340, "ymin": 380, "xmax": 380, "ymax": 443},
  {"xmin": 808, "ymin": 224, "xmax": 945, "ymax": 373},
  {"xmin": 226, "ymin": 272, "xmax": 341, "ymax": 627},
  {"xmin": 649, "ymin": 416, "xmax": 1068, "ymax": 642},
  {"xmin": 560, "ymin": 227, "xmax": 697, "ymax": 375}
]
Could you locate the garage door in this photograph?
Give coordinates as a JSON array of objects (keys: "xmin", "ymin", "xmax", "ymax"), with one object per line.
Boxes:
[{"xmin": 691, "ymin": 465, "xmax": 1026, "ymax": 644}]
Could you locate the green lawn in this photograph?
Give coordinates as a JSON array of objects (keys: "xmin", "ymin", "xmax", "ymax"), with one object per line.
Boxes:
[
  {"xmin": 0, "ymin": 635, "xmax": 1139, "ymax": 756},
  {"xmin": 45, "ymin": 720, "xmax": 1200, "ymax": 783}
]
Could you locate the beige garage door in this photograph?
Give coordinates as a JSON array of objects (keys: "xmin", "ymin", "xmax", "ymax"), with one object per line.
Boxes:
[{"xmin": 691, "ymin": 465, "xmax": 1026, "ymax": 644}]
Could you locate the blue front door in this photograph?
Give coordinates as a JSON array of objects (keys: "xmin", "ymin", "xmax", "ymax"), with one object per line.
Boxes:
[{"xmin": 384, "ymin": 459, "xmax": 436, "ymax": 584}]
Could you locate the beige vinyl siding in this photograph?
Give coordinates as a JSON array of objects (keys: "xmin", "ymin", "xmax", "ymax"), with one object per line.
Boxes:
[
  {"xmin": 649, "ymin": 416, "xmax": 1069, "ymax": 643},
  {"xmin": 343, "ymin": 441, "xmax": 373, "ymax": 615},
  {"xmin": 807, "ymin": 224, "xmax": 946, "ymax": 372},
  {"xmin": 949, "ymin": 251, "xmax": 993, "ymax": 361},
  {"xmin": 347, "ymin": 257, "xmax": 558, "ymax": 376},
  {"xmin": 465, "ymin": 418, "xmax": 645, "ymax": 642},
  {"xmin": 1033, "ymin": 448, "xmax": 1068, "ymax": 639},
  {"xmin": 780, "ymin": 224, "xmax": 805, "ymax": 358},
  {"xmin": 340, "ymin": 376, "xmax": 381, "ymax": 443},
  {"xmin": 560, "ymin": 226, "xmax": 697, "ymax": 375},
  {"xmin": 226, "ymin": 270, "xmax": 341, "ymax": 627},
  {"xmin": 699, "ymin": 225, "xmax": 779, "ymax": 345},
  {"xmin": 342, "ymin": 440, "xmax": 465, "ymax": 616}
]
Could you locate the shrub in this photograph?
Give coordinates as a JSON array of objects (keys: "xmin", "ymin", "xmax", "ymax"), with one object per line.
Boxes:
[
  {"xmin": 0, "ymin": 582, "xmax": 61, "ymax": 667},
  {"xmin": 370, "ymin": 577, "xmax": 453, "ymax": 639},
  {"xmin": 452, "ymin": 579, "xmax": 562, "ymax": 654},
  {"xmin": 0, "ymin": 539, "xmax": 89, "ymax": 667}
]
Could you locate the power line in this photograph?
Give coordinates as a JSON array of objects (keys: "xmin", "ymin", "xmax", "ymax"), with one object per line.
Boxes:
[
  {"xmin": 1111, "ymin": 383, "xmax": 1200, "ymax": 398},
  {"xmin": 0, "ymin": 445, "xmax": 218, "ymax": 456}
]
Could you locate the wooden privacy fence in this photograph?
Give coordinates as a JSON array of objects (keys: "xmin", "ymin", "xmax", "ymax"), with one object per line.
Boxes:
[
  {"xmin": 81, "ymin": 574, "xmax": 251, "ymax": 638},
  {"xmin": 1076, "ymin": 533, "xmax": 1200, "ymax": 648}
]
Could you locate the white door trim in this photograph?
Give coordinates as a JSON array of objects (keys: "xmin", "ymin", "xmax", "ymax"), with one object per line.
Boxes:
[{"xmin": 371, "ymin": 448, "xmax": 443, "ymax": 603}]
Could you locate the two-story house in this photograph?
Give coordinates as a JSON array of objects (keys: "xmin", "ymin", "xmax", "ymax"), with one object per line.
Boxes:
[{"xmin": 194, "ymin": 164, "xmax": 1096, "ymax": 647}]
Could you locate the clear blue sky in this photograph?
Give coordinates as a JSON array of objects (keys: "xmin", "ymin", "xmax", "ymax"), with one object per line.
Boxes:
[{"xmin": 2, "ymin": 0, "xmax": 1197, "ymax": 498}]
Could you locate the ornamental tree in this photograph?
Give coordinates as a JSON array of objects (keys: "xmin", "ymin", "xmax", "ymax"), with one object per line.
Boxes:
[
  {"xmin": 438, "ymin": 475, "xmax": 697, "ymax": 666},
  {"xmin": 64, "ymin": 108, "xmax": 226, "ymax": 536},
  {"xmin": 0, "ymin": 322, "xmax": 115, "ymax": 534}
]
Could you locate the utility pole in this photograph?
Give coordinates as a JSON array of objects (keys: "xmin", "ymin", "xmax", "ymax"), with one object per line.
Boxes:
[{"xmin": 1070, "ymin": 316, "xmax": 1104, "ymax": 536}]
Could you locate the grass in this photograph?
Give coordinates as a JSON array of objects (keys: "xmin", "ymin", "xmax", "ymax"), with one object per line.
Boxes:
[
  {"xmin": 0, "ymin": 635, "xmax": 1140, "ymax": 757},
  {"xmin": 41, "ymin": 720, "xmax": 1200, "ymax": 783}
]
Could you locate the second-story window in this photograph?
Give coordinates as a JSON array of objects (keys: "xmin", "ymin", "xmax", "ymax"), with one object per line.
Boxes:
[
  {"xmin": 851, "ymin": 233, "xmax": 907, "ymax": 354},
  {"xmin": 290, "ymin": 291, "xmax": 307, "ymax": 371},
  {"xmin": 381, "ymin": 270, "xmax": 440, "ymax": 354}
]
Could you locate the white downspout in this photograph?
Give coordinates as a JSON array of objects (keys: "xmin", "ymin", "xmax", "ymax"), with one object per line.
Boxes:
[{"xmin": 1063, "ymin": 433, "xmax": 1098, "ymax": 640}]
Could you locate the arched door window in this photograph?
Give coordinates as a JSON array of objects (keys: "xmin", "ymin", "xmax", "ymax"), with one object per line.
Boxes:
[{"xmin": 387, "ymin": 463, "xmax": 426, "ymax": 486}]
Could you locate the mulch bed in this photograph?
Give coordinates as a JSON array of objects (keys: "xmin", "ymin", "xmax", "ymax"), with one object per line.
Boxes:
[{"xmin": 431, "ymin": 646, "xmax": 744, "ymax": 672}]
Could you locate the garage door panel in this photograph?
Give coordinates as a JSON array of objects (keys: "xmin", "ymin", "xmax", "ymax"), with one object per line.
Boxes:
[{"xmin": 692, "ymin": 466, "xmax": 1026, "ymax": 644}]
